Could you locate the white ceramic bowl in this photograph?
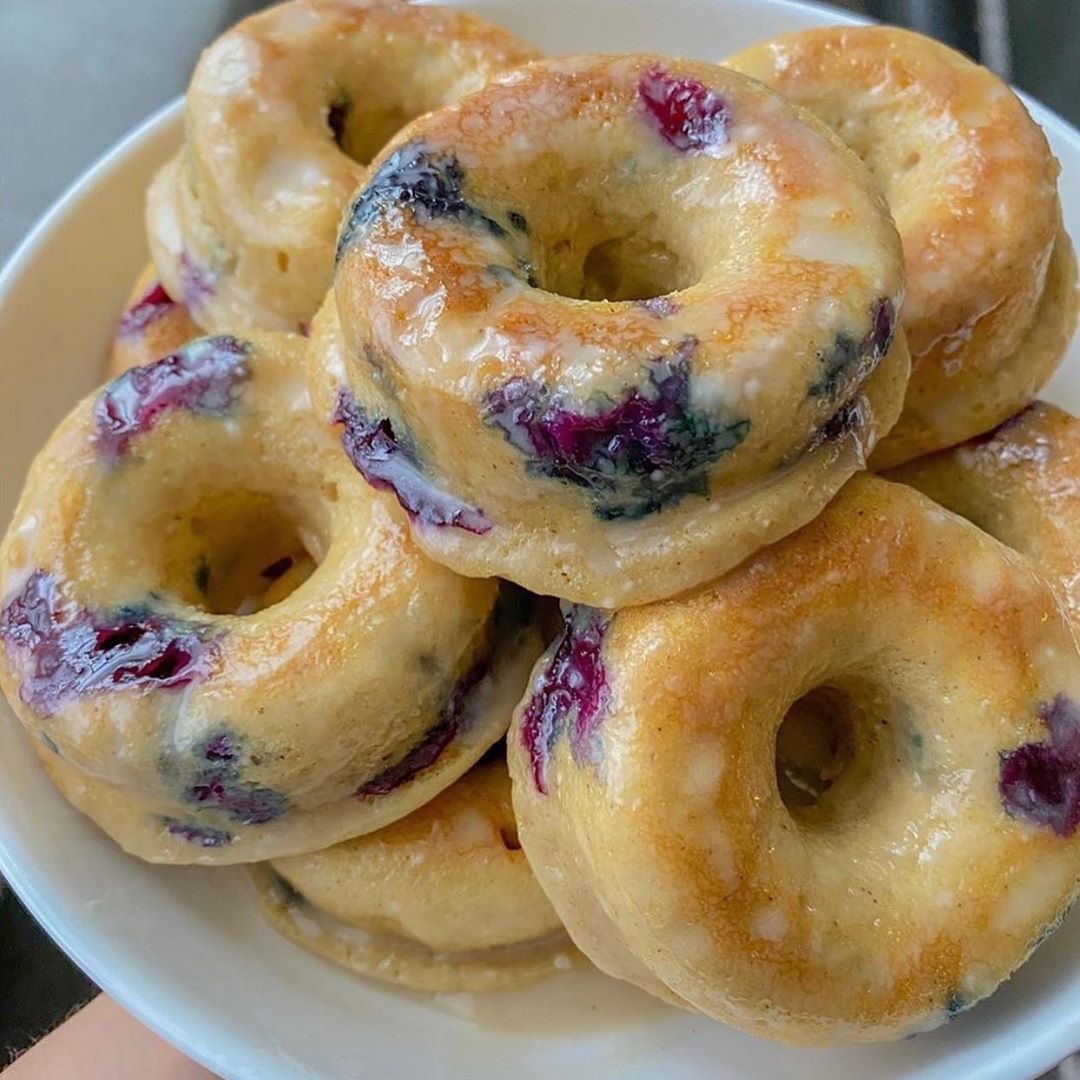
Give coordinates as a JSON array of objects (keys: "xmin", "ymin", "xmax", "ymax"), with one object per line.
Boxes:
[{"xmin": 3, "ymin": 1, "xmax": 1080, "ymax": 1077}]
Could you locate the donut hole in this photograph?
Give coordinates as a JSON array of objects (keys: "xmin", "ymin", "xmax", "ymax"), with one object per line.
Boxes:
[
  {"xmin": 154, "ymin": 491, "xmax": 321, "ymax": 616},
  {"xmin": 328, "ymin": 97, "xmax": 414, "ymax": 167},
  {"xmin": 775, "ymin": 687, "xmax": 857, "ymax": 811},
  {"xmin": 775, "ymin": 682, "xmax": 898, "ymax": 826},
  {"xmin": 578, "ymin": 235, "xmax": 695, "ymax": 302},
  {"xmin": 535, "ymin": 207, "xmax": 701, "ymax": 303}
]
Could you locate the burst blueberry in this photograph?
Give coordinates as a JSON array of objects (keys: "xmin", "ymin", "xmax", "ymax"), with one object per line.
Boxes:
[
  {"xmin": 334, "ymin": 388, "xmax": 491, "ymax": 534},
  {"xmin": 356, "ymin": 658, "xmax": 489, "ymax": 797},
  {"xmin": 177, "ymin": 728, "xmax": 287, "ymax": 826},
  {"xmin": 162, "ymin": 816, "xmax": 232, "ymax": 848},
  {"xmin": 999, "ymin": 694, "xmax": 1080, "ymax": 837},
  {"xmin": 336, "ymin": 140, "xmax": 503, "ymax": 261},
  {"xmin": 0, "ymin": 570, "xmax": 217, "ymax": 716},
  {"xmin": 117, "ymin": 280, "xmax": 178, "ymax": 338},
  {"xmin": 520, "ymin": 605, "xmax": 610, "ymax": 794},
  {"xmin": 485, "ymin": 338, "xmax": 748, "ymax": 520},
  {"xmin": 811, "ymin": 298, "xmax": 896, "ymax": 400},
  {"xmin": 94, "ymin": 335, "xmax": 251, "ymax": 459}
]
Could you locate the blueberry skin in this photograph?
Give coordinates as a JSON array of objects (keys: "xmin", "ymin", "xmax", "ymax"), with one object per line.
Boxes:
[
  {"xmin": 336, "ymin": 141, "xmax": 504, "ymax": 262},
  {"xmin": 520, "ymin": 604, "xmax": 611, "ymax": 794},
  {"xmin": 1000, "ymin": 694, "xmax": 1080, "ymax": 837},
  {"xmin": 94, "ymin": 335, "xmax": 251, "ymax": 460},
  {"xmin": 0, "ymin": 570, "xmax": 217, "ymax": 717},
  {"xmin": 486, "ymin": 338, "xmax": 749, "ymax": 520},
  {"xmin": 334, "ymin": 389, "xmax": 492, "ymax": 534}
]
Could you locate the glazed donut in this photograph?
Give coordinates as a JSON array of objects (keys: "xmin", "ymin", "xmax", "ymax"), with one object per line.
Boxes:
[
  {"xmin": 147, "ymin": 0, "xmax": 538, "ymax": 334},
  {"xmin": 889, "ymin": 401, "xmax": 1080, "ymax": 622},
  {"xmin": 107, "ymin": 264, "xmax": 200, "ymax": 378},
  {"xmin": 331, "ymin": 54, "xmax": 909, "ymax": 607},
  {"xmin": 253, "ymin": 753, "xmax": 574, "ymax": 991},
  {"xmin": 507, "ymin": 475, "xmax": 1080, "ymax": 1043},
  {"xmin": 727, "ymin": 26, "xmax": 1079, "ymax": 468},
  {"xmin": 0, "ymin": 333, "xmax": 540, "ymax": 864}
]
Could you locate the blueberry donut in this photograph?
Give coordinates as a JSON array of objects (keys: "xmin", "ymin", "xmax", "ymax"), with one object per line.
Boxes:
[
  {"xmin": 727, "ymin": 27, "xmax": 1078, "ymax": 468},
  {"xmin": 890, "ymin": 402, "xmax": 1080, "ymax": 623},
  {"xmin": 330, "ymin": 54, "xmax": 909, "ymax": 606},
  {"xmin": 146, "ymin": 0, "xmax": 537, "ymax": 334},
  {"xmin": 0, "ymin": 333, "xmax": 541, "ymax": 864},
  {"xmin": 252, "ymin": 753, "xmax": 574, "ymax": 991},
  {"xmin": 507, "ymin": 475, "xmax": 1080, "ymax": 1043},
  {"xmin": 107, "ymin": 264, "xmax": 199, "ymax": 378}
]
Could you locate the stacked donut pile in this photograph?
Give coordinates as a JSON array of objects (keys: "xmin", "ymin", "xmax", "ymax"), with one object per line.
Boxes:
[{"xmin": 3, "ymin": 0, "xmax": 1080, "ymax": 1044}]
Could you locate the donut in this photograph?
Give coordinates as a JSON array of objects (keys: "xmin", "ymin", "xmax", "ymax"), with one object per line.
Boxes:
[
  {"xmin": 107, "ymin": 264, "xmax": 200, "ymax": 378},
  {"xmin": 889, "ymin": 401, "xmax": 1080, "ymax": 622},
  {"xmin": 507, "ymin": 475, "xmax": 1080, "ymax": 1043},
  {"xmin": 0, "ymin": 332, "xmax": 540, "ymax": 864},
  {"xmin": 330, "ymin": 54, "xmax": 909, "ymax": 607},
  {"xmin": 146, "ymin": 0, "xmax": 538, "ymax": 334},
  {"xmin": 726, "ymin": 26, "xmax": 1079, "ymax": 468},
  {"xmin": 252, "ymin": 753, "xmax": 575, "ymax": 991}
]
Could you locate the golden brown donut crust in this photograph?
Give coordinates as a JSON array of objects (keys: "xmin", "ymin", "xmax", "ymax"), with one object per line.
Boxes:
[{"xmin": 727, "ymin": 26, "xmax": 1077, "ymax": 465}]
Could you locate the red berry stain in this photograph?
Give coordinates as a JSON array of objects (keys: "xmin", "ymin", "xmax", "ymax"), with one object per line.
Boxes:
[
  {"xmin": 117, "ymin": 281, "xmax": 178, "ymax": 339},
  {"xmin": 638, "ymin": 65, "xmax": 729, "ymax": 154}
]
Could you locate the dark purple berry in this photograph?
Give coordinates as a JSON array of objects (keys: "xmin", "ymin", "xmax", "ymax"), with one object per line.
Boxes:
[
  {"xmin": 174, "ymin": 728, "xmax": 287, "ymax": 827},
  {"xmin": 336, "ymin": 141, "xmax": 503, "ymax": 261},
  {"xmin": 485, "ymin": 338, "xmax": 748, "ymax": 520},
  {"xmin": 637, "ymin": 65, "xmax": 729, "ymax": 154},
  {"xmin": 356, "ymin": 659, "xmax": 489, "ymax": 798},
  {"xmin": 117, "ymin": 281, "xmax": 178, "ymax": 339},
  {"xmin": 201, "ymin": 730, "xmax": 239, "ymax": 764},
  {"xmin": 1000, "ymin": 694, "xmax": 1080, "ymax": 837},
  {"xmin": 817, "ymin": 397, "xmax": 865, "ymax": 446},
  {"xmin": 334, "ymin": 389, "xmax": 492, "ymax": 534},
  {"xmin": 638, "ymin": 296, "xmax": 679, "ymax": 318},
  {"xmin": 0, "ymin": 570, "xmax": 217, "ymax": 716},
  {"xmin": 94, "ymin": 335, "xmax": 250, "ymax": 459},
  {"xmin": 520, "ymin": 605, "xmax": 610, "ymax": 794},
  {"xmin": 187, "ymin": 776, "xmax": 285, "ymax": 825},
  {"xmin": 811, "ymin": 298, "xmax": 896, "ymax": 401}
]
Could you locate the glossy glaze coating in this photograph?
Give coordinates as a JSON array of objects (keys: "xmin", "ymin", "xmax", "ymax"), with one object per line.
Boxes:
[
  {"xmin": 0, "ymin": 333, "xmax": 541, "ymax": 864},
  {"xmin": 147, "ymin": 0, "xmax": 538, "ymax": 334},
  {"xmin": 107, "ymin": 263, "xmax": 200, "ymax": 378},
  {"xmin": 890, "ymin": 401, "xmax": 1080, "ymax": 623},
  {"xmin": 508, "ymin": 476, "xmax": 1080, "ymax": 1042},
  {"xmin": 331, "ymin": 54, "xmax": 908, "ymax": 606},
  {"xmin": 254, "ymin": 755, "xmax": 574, "ymax": 991},
  {"xmin": 727, "ymin": 26, "xmax": 1078, "ymax": 466}
]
